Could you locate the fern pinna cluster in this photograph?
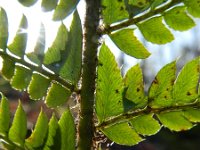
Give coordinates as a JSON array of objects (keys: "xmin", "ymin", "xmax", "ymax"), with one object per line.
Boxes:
[{"xmin": 0, "ymin": 0, "xmax": 200, "ymax": 149}]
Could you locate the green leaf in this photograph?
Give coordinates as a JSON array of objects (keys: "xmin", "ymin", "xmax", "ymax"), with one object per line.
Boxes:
[
  {"xmin": 150, "ymin": 0, "xmax": 167, "ymax": 10},
  {"xmin": 43, "ymin": 114, "xmax": 58, "ymax": 150},
  {"xmin": 110, "ymin": 29, "xmax": 150, "ymax": 59},
  {"xmin": 183, "ymin": 108, "xmax": 200, "ymax": 123},
  {"xmin": 53, "ymin": 0, "xmax": 80, "ymax": 21},
  {"xmin": 0, "ymin": 93, "xmax": 10, "ymax": 137},
  {"xmin": 9, "ymin": 101, "xmax": 27, "ymax": 147},
  {"xmin": 101, "ymin": 122, "xmax": 143, "ymax": 146},
  {"xmin": 18, "ymin": 0, "xmax": 38, "ymax": 7},
  {"xmin": 59, "ymin": 11, "xmax": 82, "ymax": 84},
  {"xmin": 149, "ymin": 61, "xmax": 176, "ymax": 108},
  {"xmin": 44, "ymin": 23, "xmax": 68, "ymax": 65},
  {"xmin": 184, "ymin": 0, "xmax": 200, "ymax": 18},
  {"xmin": 124, "ymin": 64, "xmax": 147, "ymax": 109},
  {"xmin": 8, "ymin": 15, "xmax": 28, "ymax": 58},
  {"xmin": 102, "ymin": 0, "xmax": 129, "ymax": 25},
  {"xmin": 41, "ymin": 0, "xmax": 58, "ymax": 12},
  {"xmin": 157, "ymin": 111, "xmax": 193, "ymax": 131},
  {"xmin": 11, "ymin": 65, "xmax": 32, "ymax": 91},
  {"xmin": 58, "ymin": 109, "xmax": 75, "ymax": 150},
  {"xmin": 27, "ymin": 23, "xmax": 45, "ymax": 65},
  {"xmin": 46, "ymin": 82, "xmax": 71, "ymax": 107},
  {"xmin": 1, "ymin": 56, "xmax": 15, "ymax": 80},
  {"xmin": 164, "ymin": 6, "xmax": 195, "ymax": 31},
  {"xmin": 25, "ymin": 109, "xmax": 48, "ymax": 148},
  {"xmin": 137, "ymin": 16, "xmax": 174, "ymax": 44},
  {"xmin": 0, "ymin": 7, "xmax": 8, "ymax": 50},
  {"xmin": 28, "ymin": 73, "xmax": 50, "ymax": 100},
  {"xmin": 130, "ymin": 114, "xmax": 161, "ymax": 136},
  {"xmin": 96, "ymin": 43, "xmax": 124, "ymax": 123},
  {"xmin": 173, "ymin": 57, "xmax": 200, "ymax": 104}
]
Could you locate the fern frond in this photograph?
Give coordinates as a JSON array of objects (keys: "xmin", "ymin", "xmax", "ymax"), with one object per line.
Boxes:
[
  {"xmin": 0, "ymin": 93, "xmax": 76, "ymax": 149},
  {"xmin": 95, "ymin": 44, "xmax": 200, "ymax": 146},
  {"xmin": 0, "ymin": 8, "xmax": 82, "ymax": 107}
]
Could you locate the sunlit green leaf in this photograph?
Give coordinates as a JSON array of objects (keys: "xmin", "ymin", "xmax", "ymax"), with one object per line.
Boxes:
[
  {"xmin": 137, "ymin": 16, "xmax": 174, "ymax": 44},
  {"xmin": 11, "ymin": 65, "xmax": 32, "ymax": 91},
  {"xmin": 164, "ymin": 6, "xmax": 195, "ymax": 31},
  {"xmin": 44, "ymin": 23, "xmax": 68, "ymax": 65},
  {"xmin": 8, "ymin": 15, "xmax": 28, "ymax": 58},
  {"xmin": 59, "ymin": 11, "xmax": 82, "ymax": 84},
  {"xmin": 18, "ymin": 0, "xmax": 38, "ymax": 7},
  {"xmin": 58, "ymin": 109, "xmax": 75, "ymax": 150},
  {"xmin": 41, "ymin": 0, "xmax": 58, "ymax": 12},
  {"xmin": 27, "ymin": 23, "xmax": 45, "ymax": 65},
  {"xmin": 0, "ymin": 7, "xmax": 8, "ymax": 50},
  {"xmin": 130, "ymin": 114, "xmax": 161, "ymax": 136},
  {"xmin": 173, "ymin": 57, "xmax": 200, "ymax": 104},
  {"xmin": 110, "ymin": 29, "xmax": 150, "ymax": 59},
  {"xmin": 0, "ymin": 93, "xmax": 10, "ymax": 137},
  {"xmin": 28, "ymin": 73, "xmax": 50, "ymax": 100},
  {"xmin": 157, "ymin": 111, "xmax": 193, "ymax": 131},
  {"xmin": 46, "ymin": 82, "xmax": 71, "ymax": 107},
  {"xmin": 9, "ymin": 101, "xmax": 27, "ymax": 147},
  {"xmin": 1, "ymin": 56, "xmax": 15, "ymax": 80},
  {"xmin": 102, "ymin": 0, "xmax": 129, "ymax": 25},
  {"xmin": 149, "ymin": 61, "xmax": 176, "ymax": 108},
  {"xmin": 43, "ymin": 113, "xmax": 58, "ymax": 150},
  {"xmin": 124, "ymin": 64, "xmax": 147, "ymax": 109},
  {"xmin": 184, "ymin": 0, "xmax": 200, "ymax": 18},
  {"xmin": 53, "ymin": 0, "xmax": 80, "ymax": 21},
  {"xmin": 101, "ymin": 122, "xmax": 143, "ymax": 146},
  {"xmin": 96, "ymin": 43, "xmax": 124, "ymax": 123},
  {"xmin": 26, "ymin": 109, "xmax": 48, "ymax": 148},
  {"xmin": 183, "ymin": 108, "xmax": 200, "ymax": 123}
]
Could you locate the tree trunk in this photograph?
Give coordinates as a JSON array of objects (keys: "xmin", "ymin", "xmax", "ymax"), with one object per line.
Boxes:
[{"xmin": 78, "ymin": 0, "xmax": 101, "ymax": 149}]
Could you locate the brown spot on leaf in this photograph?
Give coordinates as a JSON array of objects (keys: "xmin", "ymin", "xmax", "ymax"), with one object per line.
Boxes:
[
  {"xmin": 187, "ymin": 92, "xmax": 192, "ymax": 96},
  {"xmin": 153, "ymin": 77, "xmax": 158, "ymax": 84},
  {"xmin": 120, "ymin": 6, "xmax": 124, "ymax": 11},
  {"xmin": 136, "ymin": 88, "xmax": 140, "ymax": 92},
  {"xmin": 115, "ymin": 89, "xmax": 119, "ymax": 93}
]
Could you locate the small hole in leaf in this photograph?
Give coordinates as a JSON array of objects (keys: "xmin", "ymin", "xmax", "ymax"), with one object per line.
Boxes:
[
  {"xmin": 115, "ymin": 89, "xmax": 119, "ymax": 93},
  {"xmin": 166, "ymin": 88, "xmax": 169, "ymax": 91},
  {"xmin": 136, "ymin": 88, "xmax": 140, "ymax": 92},
  {"xmin": 187, "ymin": 92, "xmax": 191, "ymax": 96},
  {"xmin": 164, "ymin": 95, "xmax": 167, "ymax": 99}
]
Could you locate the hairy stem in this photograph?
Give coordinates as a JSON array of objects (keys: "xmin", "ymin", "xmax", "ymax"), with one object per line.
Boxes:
[
  {"xmin": 78, "ymin": 0, "xmax": 101, "ymax": 149},
  {"xmin": 102, "ymin": 0, "xmax": 183, "ymax": 34},
  {"xmin": 0, "ymin": 51, "xmax": 76, "ymax": 92},
  {"xmin": 96, "ymin": 98, "xmax": 200, "ymax": 129}
]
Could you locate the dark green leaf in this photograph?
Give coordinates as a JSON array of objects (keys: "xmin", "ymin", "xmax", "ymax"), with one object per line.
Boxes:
[
  {"xmin": 45, "ymin": 82, "xmax": 71, "ymax": 107},
  {"xmin": 1, "ymin": 56, "xmax": 15, "ymax": 80},
  {"xmin": 101, "ymin": 122, "xmax": 143, "ymax": 146},
  {"xmin": 25, "ymin": 109, "xmax": 48, "ymax": 148},
  {"xmin": 58, "ymin": 109, "xmax": 75, "ymax": 150},
  {"xmin": 110, "ymin": 29, "xmax": 150, "ymax": 59},
  {"xmin": 130, "ymin": 114, "xmax": 161, "ymax": 136},
  {"xmin": 18, "ymin": 0, "xmax": 38, "ymax": 7},
  {"xmin": 53, "ymin": 0, "xmax": 80, "ymax": 21},
  {"xmin": 96, "ymin": 43, "xmax": 124, "ymax": 123},
  {"xmin": 137, "ymin": 16, "xmax": 174, "ymax": 44},
  {"xmin": 43, "ymin": 113, "xmax": 58, "ymax": 150},
  {"xmin": 184, "ymin": 0, "xmax": 200, "ymax": 18},
  {"xmin": 0, "ymin": 93, "xmax": 10, "ymax": 137},
  {"xmin": 11, "ymin": 65, "xmax": 32, "ymax": 91},
  {"xmin": 0, "ymin": 7, "xmax": 8, "ymax": 50},
  {"xmin": 157, "ymin": 111, "xmax": 193, "ymax": 131},
  {"xmin": 164, "ymin": 6, "xmax": 195, "ymax": 31},
  {"xmin": 28, "ymin": 73, "xmax": 50, "ymax": 100},
  {"xmin": 102, "ymin": 0, "xmax": 129, "ymax": 25},
  {"xmin": 41, "ymin": 0, "xmax": 58, "ymax": 12},
  {"xmin": 59, "ymin": 11, "xmax": 82, "ymax": 84},
  {"xmin": 8, "ymin": 15, "xmax": 28, "ymax": 58},
  {"xmin": 124, "ymin": 64, "xmax": 147, "ymax": 109},
  {"xmin": 9, "ymin": 101, "xmax": 27, "ymax": 147},
  {"xmin": 149, "ymin": 61, "xmax": 176, "ymax": 108},
  {"xmin": 173, "ymin": 57, "xmax": 200, "ymax": 104}
]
